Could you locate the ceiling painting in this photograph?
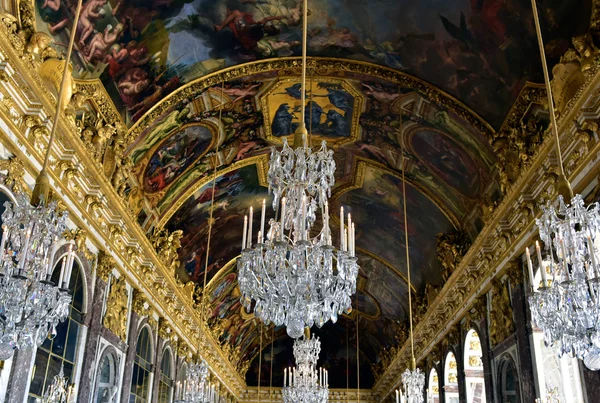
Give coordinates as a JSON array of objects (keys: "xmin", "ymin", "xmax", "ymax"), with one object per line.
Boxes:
[
  {"xmin": 332, "ymin": 162, "xmax": 455, "ymax": 291},
  {"xmin": 165, "ymin": 163, "xmax": 272, "ymax": 285},
  {"xmin": 260, "ymin": 77, "xmax": 362, "ymax": 145},
  {"xmin": 34, "ymin": 0, "xmax": 589, "ymax": 126}
]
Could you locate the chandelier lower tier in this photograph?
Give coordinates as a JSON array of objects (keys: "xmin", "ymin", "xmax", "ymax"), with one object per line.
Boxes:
[
  {"xmin": 282, "ymin": 332, "xmax": 328, "ymax": 403},
  {"xmin": 238, "ymin": 138, "xmax": 359, "ymax": 339},
  {"xmin": 527, "ymin": 194, "xmax": 600, "ymax": 370},
  {"xmin": 397, "ymin": 368, "xmax": 425, "ymax": 403},
  {"xmin": 0, "ymin": 192, "xmax": 72, "ymax": 358},
  {"xmin": 175, "ymin": 359, "xmax": 219, "ymax": 403}
]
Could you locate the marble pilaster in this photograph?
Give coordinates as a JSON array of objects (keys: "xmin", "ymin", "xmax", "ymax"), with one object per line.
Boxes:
[
  {"xmin": 76, "ymin": 274, "xmax": 109, "ymax": 402},
  {"xmin": 5, "ymin": 347, "xmax": 35, "ymax": 403},
  {"xmin": 511, "ymin": 283, "xmax": 537, "ymax": 402},
  {"xmin": 120, "ymin": 311, "xmax": 141, "ymax": 403}
]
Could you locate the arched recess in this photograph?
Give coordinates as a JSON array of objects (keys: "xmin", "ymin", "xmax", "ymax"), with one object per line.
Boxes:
[
  {"xmin": 130, "ymin": 325, "xmax": 154, "ymax": 403},
  {"xmin": 498, "ymin": 355, "xmax": 520, "ymax": 403},
  {"xmin": 28, "ymin": 256, "xmax": 87, "ymax": 400},
  {"xmin": 428, "ymin": 368, "xmax": 440, "ymax": 403},
  {"xmin": 158, "ymin": 346, "xmax": 175, "ymax": 403},
  {"xmin": 444, "ymin": 351, "xmax": 459, "ymax": 403},
  {"xmin": 464, "ymin": 329, "xmax": 486, "ymax": 403},
  {"xmin": 92, "ymin": 345, "xmax": 119, "ymax": 403}
]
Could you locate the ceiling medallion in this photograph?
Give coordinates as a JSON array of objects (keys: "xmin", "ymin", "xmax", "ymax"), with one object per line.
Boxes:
[
  {"xmin": 236, "ymin": 0, "xmax": 359, "ymax": 339},
  {"xmin": 282, "ymin": 329, "xmax": 328, "ymax": 403},
  {"xmin": 525, "ymin": 0, "xmax": 600, "ymax": 371}
]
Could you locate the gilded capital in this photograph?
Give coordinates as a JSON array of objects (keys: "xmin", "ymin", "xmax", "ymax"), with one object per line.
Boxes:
[
  {"xmin": 97, "ymin": 250, "xmax": 115, "ymax": 282},
  {"xmin": 132, "ymin": 289, "xmax": 148, "ymax": 316}
]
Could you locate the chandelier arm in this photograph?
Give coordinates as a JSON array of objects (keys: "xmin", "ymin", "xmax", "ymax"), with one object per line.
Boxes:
[
  {"xmin": 399, "ymin": 110, "xmax": 416, "ymax": 370},
  {"xmin": 32, "ymin": 0, "xmax": 84, "ymax": 205},
  {"xmin": 529, "ymin": 0, "xmax": 573, "ymax": 199}
]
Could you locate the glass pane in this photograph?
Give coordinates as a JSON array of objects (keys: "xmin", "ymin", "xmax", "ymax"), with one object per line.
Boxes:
[
  {"xmin": 29, "ymin": 350, "xmax": 49, "ymax": 396},
  {"xmin": 99, "ymin": 356, "xmax": 111, "ymax": 382},
  {"xmin": 65, "ymin": 321, "xmax": 79, "ymax": 363},
  {"xmin": 51, "ymin": 319, "xmax": 68, "ymax": 357},
  {"xmin": 72, "ymin": 264, "xmax": 84, "ymax": 313},
  {"xmin": 161, "ymin": 350, "xmax": 171, "ymax": 375}
]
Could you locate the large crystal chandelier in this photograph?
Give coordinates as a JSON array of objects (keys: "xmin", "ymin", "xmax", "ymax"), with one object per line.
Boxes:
[
  {"xmin": 175, "ymin": 359, "xmax": 219, "ymax": 403},
  {"xmin": 525, "ymin": 0, "xmax": 600, "ymax": 371},
  {"xmin": 282, "ymin": 330, "xmax": 328, "ymax": 403},
  {"xmin": 0, "ymin": 0, "xmax": 85, "ymax": 359},
  {"xmin": 236, "ymin": 0, "xmax": 359, "ymax": 339},
  {"xmin": 41, "ymin": 363, "xmax": 75, "ymax": 403},
  {"xmin": 0, "ymin": 195, "xmax": 72, "ymax": 356}
]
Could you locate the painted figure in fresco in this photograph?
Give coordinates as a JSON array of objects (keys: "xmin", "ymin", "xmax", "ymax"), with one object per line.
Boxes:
[
  {"xmin": 272, "ymin": 103, "xmax": 298, "ymax": 136},
  {"xmin": 304, "ymin": 101, "xmax": 322, "ymax": 130},
  {"xmin": 308, "ymin": 19, "xmax": 358, "ymax": 52},
  {"xmin": 323, "ymin": 109, "xmax": 349, "ymax": 137},
  {"xmin": 275, "ymin": 83, "xmax": 308, "ymax": 99},
  {"xmin": 221, "ymin": 82, "xmax": 262, "ymax": 104},
  {"xmin": 213, "ymin": 8, "xmax": 284, "ymax": 51},
  {"xmin": 77, "ymin": 0, "xmax": 108, "ymax": 47},
  {"xmin": 38, "ymin": 0, "xmax": 71, "ymax": 35},
  {"xmin": 83, "ymin": 23, "xmax": 124, "ymax": 63},
  {"xmin": 112, "ymin": 0, "xmax": 161, "ymax": 40},
  {"xmin": 314, "ymin": 85, "xmax": 353, "ymax": 113}
]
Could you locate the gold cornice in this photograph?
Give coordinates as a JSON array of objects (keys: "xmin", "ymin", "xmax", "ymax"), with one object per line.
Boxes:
[{"xmin": 128, "ymin": 57, "xmax": 496, "ymax": 144}]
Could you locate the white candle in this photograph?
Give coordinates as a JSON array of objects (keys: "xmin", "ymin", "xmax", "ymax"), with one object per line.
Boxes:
[
  {"xmin": 340, "ymin": 206, "xmax": 344, "ymax": 250},
  {"xmin": 19, "ymin": 227, "xmax": 32, "ymax": 271},
  {"xmin": 324, "ymin": 201, "xmax": 330, "ymax": 245},
  {"xmin": 588, "ymin": 235, "xmax": 599, "ymax": 278},
  {"xmin": 289, "ymin": 367, "xmax": 292, "ymax": 386},
  {"xmin": 284, "ymin": 368, "xmax": 287, "ymax": 387},
  {"xmin": 302, "ymin": 195, "xmax": 307, "ymax": 240},
  {"xmin": 242, "ymin": 215, "xmax": 248, "ymax": 251},
  {"xmin": 65, "ymin": 243, "xmax": 75, "ymax": 287},
  {"xmin": 281, "ymin": 197, "xmax": 287, "ymax": 241},
  {"xmin": 248, "ymin": 206, "xmax": 253, "ymax": 249},
  {"xmin": 396, "ymin": 390, "xmax": 399, "ymax": 403},
  {"xmin": 0, "ymin": 225, "xmax": 9, "ymax": 266},
  {"xmin": 58, "ymin": 255, "xmax": 67, "ymax": 288},
  {"xmin": 257, "ymin": 231, "xmax": 262, "ymax": 246},
  {"xmin": 260, "ymin": 199, "xmax": 266, "ymax": 243},
  {"xmin": 351, "ymin": 222, "xmax": 356, "ymax": 256},
  {"xmin": 536, "ymin": 241, "xmax": 547, "ymax": 287},
  {"xmin": 559, "ymin": 238, "xmax": 570, "ymax": 280},
  {"xmin": 525, "ymin": 247, "xmax": 536, "ymax": 292}
]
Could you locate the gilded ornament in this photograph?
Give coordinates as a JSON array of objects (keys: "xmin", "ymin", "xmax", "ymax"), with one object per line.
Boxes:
[
  {"xmin": 437, "ymin": 230, "xmax": 471, "ymax": 282},
  {"xmin": 489, "ymin": 279, "xmax": 514, "ymax": 346},
  {"xmin": 148, "ymin": 227, "xmax": 183, "ymax": 276},
  {"xmin": 63, "ymin": 228, "xmax": 94, "ymax": 260},
  {"xmin": 158, "ymin": 319, "xmax": 172, "ymax": 340},
  {"xmin": 132, "ymin": 290, "xmax": 148, "ymax": 316},
  {"xmin": 97, "ymin": 250, "xmax": 115, "ymax": 282},
  {"xmin": 0, "ymin": 157, "xmax": 25, "ymax": 193},
  {"xmin": 103, "ymin": 275, "xmax": 129, "ymax": 341}
]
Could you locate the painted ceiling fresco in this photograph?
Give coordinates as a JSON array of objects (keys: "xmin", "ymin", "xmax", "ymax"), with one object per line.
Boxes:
[
  {"xmin": 122, "ymin": 67, "xmax": 496, "ymax": 385},
  {"xmin": 34, "ymin": 0, "xmax": 590, "ymax": 127}
]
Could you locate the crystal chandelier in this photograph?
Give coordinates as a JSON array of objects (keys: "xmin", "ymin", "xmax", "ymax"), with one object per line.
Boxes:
[
  {"xmin": 0, "ymin": 0, "xmax": 85, "ymax": 359},
  {"xmin": 175, "ymin": 359, "xmax": 219, "ymax": 403},
  {"xmin": 524, "ymin": 0, "xmax": 600, "ymax": 371},
  {"xmin": 41, "ymin": 363, "xmax": 75, "ymax": 403},
  {"xmin": 282, "ymin": 330, "xmax": 328, "ymax": 403},
  {"xmin": 0, "ymin": 195, "xmax": 72, "ymax": 356},
  {"xmin": 236, "ymin": 0, "xmax": 359, "ymax": 339}
]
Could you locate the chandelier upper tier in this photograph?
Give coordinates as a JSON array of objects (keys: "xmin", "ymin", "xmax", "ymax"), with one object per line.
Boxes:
[
  {"xmin": 282, "ymin": 332, "xmax": 328, "ymax": 403},
  {"xmin": 236, "ymin": 0, "xmax": 359, "ymax": 339}
]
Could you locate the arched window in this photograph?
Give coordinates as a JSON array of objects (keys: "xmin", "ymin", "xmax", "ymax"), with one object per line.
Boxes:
[
  {"xmin": 158, "ymin": 348, "xmax": 174, "ymax": 403},
  {"xmin": 464, "ymin": 330, "xmax": 486, "ymax": 403},
  {"xmin": 444, "ymin": 352, "xmax": 459, "ymax": 403},
  {"xmin": 499, "ymin": 359, "xmax": 520, "ymax": 403},
  {"xmin": 28, "ymin": 257, "xmax": 85, "ymax": 402},
  {"xmin": 95, "ymin": 352, "xmax": 117, "ymax": 402},
  {"xmin": 130, "ymin": 326, "xmax": 153, "ymax": 402},
  {"xmin": 428, "ymin": 368, "xmax": 439, "ymax": 403}
]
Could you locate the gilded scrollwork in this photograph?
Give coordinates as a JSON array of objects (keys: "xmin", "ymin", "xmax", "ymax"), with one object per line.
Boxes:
[
  {"xmin": 437, "ymin": 230, "xmax": 471, "ymax": 282},
  {"xmin": 148, "ymin": 227, "xmax": 183, "ymax": 277},
  {"xmin": 63, "ymin": 228, "xmax": 94, "ymax": 260},
  {"xmin": 103, "ymin": 274, "xmax": 129, "ymax": 341},
  {"xmin": 0, "ymin": 156, "xmax": 25, "ymax": 193},
  {"xmin": 97, "ymin": 250, "xmax": 115, "ymax": 282},
  {"xmin": 489, "ymin": 279, "xmax": 514, "ymax": 346},
  {"xmin": 132, "ymin": 289, "xmax": 148, "ymax": 316}
]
